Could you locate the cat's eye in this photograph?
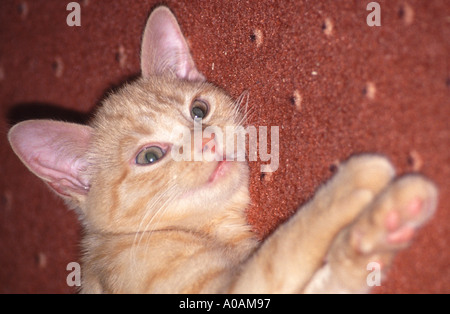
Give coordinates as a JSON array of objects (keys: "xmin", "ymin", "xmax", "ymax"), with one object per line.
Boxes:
[
  {"xmin": 135, "ymin": 146, "xmax": 165, "ymax": 165},
  {"xmin": 190, "ymin": 99, "xmax": 209, "ymax": 120}
]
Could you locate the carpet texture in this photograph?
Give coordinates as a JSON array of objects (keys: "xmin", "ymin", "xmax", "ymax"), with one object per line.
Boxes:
[{"xmin": 0, "ymin": 0, "xmax": 448, "ymax": 293}]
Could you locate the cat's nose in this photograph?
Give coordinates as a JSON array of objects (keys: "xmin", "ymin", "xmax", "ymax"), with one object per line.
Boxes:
[{"xmin": 202, "ymin": 133, "xmax": 216, "ymax": 153}]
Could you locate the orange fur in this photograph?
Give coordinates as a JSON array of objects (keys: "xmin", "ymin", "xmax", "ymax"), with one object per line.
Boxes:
[
  {"xmin": 78, "ymin": 74, "xmax": 258, "ymax": 292},
  {"xmin": 7, "ymin": 6, "xmax": 438, "ymax": 294}
]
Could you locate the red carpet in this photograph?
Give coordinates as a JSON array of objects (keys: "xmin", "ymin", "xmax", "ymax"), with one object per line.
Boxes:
[{"xmin": 1, "ymin": 0, "xmax": 448, "ymax": 293}]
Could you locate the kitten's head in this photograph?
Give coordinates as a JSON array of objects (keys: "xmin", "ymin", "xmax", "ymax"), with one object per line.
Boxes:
[{"xmin": 8, "ymin": 7, "xmax": 250, "ymax": 234}]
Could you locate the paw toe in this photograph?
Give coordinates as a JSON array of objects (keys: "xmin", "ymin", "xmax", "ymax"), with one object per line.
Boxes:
[{"xmin": 351, "ymin": 174, "xmax": 438, "ymax": 253}]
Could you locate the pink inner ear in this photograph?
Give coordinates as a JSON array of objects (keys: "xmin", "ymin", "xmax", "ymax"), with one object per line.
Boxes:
[
  {"xmin": 140, "ymin": 6, "xmax": 205, "ymax": 81},
  {"xmin": 8, "ymin": 120, "xmax": 92, "ymax": 198}
]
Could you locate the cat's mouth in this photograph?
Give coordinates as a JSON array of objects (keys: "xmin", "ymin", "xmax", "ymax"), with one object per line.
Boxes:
[
  {"xmin": 179, "ymin": 159, "xmax": 242, "ymax": 200},
  {"xmin": 208, "ymin": 160, "xmax": 232, "ymax": 184}
]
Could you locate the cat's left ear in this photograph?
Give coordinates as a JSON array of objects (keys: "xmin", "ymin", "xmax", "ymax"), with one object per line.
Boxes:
[
  {"xmin": 8, "ymin": 120, "xmax": 92, "ymax": 206},
  {"xmin": 140, "ymin": 6, "xmax": 205, "ymax": 81}
]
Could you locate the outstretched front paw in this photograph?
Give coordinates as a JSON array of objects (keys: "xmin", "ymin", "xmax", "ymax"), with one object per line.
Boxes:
[
  {"xmin": 306, "ymin": 173, "xmax": 438, "ymax": 293},
  {"xmin": 350, "ymin": 175, "xmax": 438, "ymax": 254}
]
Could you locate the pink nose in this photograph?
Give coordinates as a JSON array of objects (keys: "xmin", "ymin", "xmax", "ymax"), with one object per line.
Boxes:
[{"xmin": 202, "ymin": 133, "xmax": 216, "ymax": 153}]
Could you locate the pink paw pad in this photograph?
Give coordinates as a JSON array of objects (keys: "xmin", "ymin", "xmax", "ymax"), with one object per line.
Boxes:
[
  {"xmin": 384, "ymin": 198, "xmax": 424, "ymax": 244},
  {"xmin": 385, "ymin": 211, "xmax": 400, "ymax": 231},
  {"xmin": 406, "ymin": 198, "xmax": 423, "ymax": 217},
  {"xmin": 387, "ymin": 226, "xmax": 415, "ymax": 244}
]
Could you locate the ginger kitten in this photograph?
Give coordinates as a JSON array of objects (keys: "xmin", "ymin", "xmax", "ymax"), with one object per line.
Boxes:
[{"xmin": 8, "ymin": 6, "xmax": 438, "ymax": 293}]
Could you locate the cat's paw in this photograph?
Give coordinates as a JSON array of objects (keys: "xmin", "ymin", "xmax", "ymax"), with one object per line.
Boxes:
[
  {"xmin": 310, "ymin": 174, "xmax": 438, "ymax": 294},
  {"xmin": 307, "ymin": 154, "xmax": 397, "ymax": 227},
  {"xmin": 349, "ymin": 175, "xmax": 438, "ymax": 254},
  {"xmin": 332, "ymin": 154, "xmax": 396, "ymax": 198},
  {"xmin": 319, "ymin": 154, "xmax": 396, "ymax": 218}
]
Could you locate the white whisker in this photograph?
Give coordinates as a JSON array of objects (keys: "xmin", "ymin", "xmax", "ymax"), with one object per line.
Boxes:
[{"xmin": 129, "ymin": 178, "xmax": 179, "ymax": 268}]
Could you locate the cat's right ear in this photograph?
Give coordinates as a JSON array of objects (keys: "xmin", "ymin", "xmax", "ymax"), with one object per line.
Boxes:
[
  {"xmin": 140, "ymin": 6, "xmax": 205, "ymax": 81},
  {"xmin": 8, "ymin": 120, "xmax": 92, "ymax": 207}
]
